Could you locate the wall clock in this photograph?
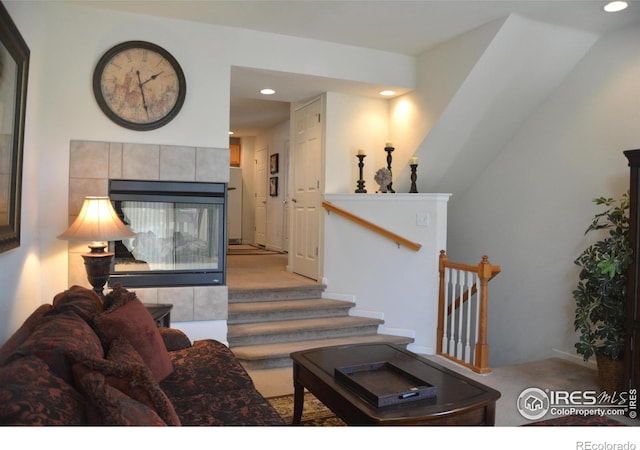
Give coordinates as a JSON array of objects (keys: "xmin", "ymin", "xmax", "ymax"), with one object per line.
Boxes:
[{"xmin": 92, "ymin": 41, "xmax": 186, "ymax": 131}]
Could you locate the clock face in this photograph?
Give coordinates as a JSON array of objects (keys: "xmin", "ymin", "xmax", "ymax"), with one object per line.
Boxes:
[{"xmin": 93, "ymin": 41, "xmax": 186, "ymax": 130}]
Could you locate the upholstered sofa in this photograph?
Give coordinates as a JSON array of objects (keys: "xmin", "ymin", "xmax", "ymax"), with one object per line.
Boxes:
[{"xmin": 0, "ymin": 284, "xmax": 284, "ymax": 426}]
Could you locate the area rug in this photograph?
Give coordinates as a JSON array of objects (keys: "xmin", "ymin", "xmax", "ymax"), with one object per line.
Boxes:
[
  {"xmin": 227, "ymin": 245, "xmax": 284, "ymax": 256},
  {"xmin": 267, "ymin": 393, "xmax": 346, "ymax": 426}
]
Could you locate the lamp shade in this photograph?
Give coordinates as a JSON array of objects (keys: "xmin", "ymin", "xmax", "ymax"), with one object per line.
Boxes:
[{"xmin": 58, "ymin": 196, "xmax": 135, "ymax": 242}]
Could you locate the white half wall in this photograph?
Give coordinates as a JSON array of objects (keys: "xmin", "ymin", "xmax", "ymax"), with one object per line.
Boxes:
[{"xmin": 323, "ymin": 193, "xmax": 450, "ymax": 354}]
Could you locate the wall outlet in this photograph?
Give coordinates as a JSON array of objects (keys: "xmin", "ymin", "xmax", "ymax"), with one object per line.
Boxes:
[{"xmin": 416, "ymin": 212, "xmax": 430, "ymax": 227}]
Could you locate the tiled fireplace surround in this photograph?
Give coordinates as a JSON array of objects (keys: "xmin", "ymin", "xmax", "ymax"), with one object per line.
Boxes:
[{"xmin": 66, "ymin": 140, "xmax": 230, "ymax": 323}]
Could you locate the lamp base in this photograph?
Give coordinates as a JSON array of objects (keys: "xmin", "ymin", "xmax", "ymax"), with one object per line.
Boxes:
[{"xmin": 81, "ymin": 245, "xmax": 113, "ymax": 298}]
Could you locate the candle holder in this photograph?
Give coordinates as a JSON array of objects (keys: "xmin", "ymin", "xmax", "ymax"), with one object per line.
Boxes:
[
  {"xmin": 355, "ymin": 154, "xmax": 367, "ymax": 193},
  {"xmin": 409, "ymin": 164, "xmax": 418, "ymax": 193},
  {"xmin": 385, "ymin": 145, "xmax": 395, "ymax": 193}
]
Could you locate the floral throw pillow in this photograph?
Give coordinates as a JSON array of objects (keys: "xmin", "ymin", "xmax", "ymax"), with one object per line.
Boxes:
[{"xmin": 94, "ymin": 285, "xmax": 173, "ymax": 382}]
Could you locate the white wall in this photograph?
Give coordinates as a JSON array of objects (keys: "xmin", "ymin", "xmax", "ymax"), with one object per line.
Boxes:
[
  {"xmin": 0, "ymin": 1, "xmax": 414, "ymax": 343},
  {"xmin": 391, "ymin": 15, "xmax": 598, "ymax": 195},
  {"xmin": 324, "ymin": 92, "xmax": 390, "ymax": 194},
  {"xmin": 388, "ymin": 18, "xmax": 505, "ymax": 190},
  {"xmin": 447, "ymin": 24, "xmax": 640, "ymax": 367}
]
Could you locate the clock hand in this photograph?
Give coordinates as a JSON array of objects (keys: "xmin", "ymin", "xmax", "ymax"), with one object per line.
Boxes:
[
  {"xmin": 136, "ymin": 70, "xmax": 150, "ymax": 119},
  {"xmin": 140, "ymin": 71, "xmax": 164, "ymax": 86}
]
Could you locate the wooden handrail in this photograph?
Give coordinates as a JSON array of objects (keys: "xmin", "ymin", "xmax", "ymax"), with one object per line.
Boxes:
[{"xmin": 321, "ymin": 200, "xmax": 421, "ymax": 251}]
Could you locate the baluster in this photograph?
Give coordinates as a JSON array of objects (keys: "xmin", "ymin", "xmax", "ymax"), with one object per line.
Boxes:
[
  {"xmin": 464, "ymin": 271, "xmax": 472, "ymax": 363},
  {"xmin": 442, "ymin": 267, "xmax": 450, "ymax": 354},
  {"xmin": 473, "ymin": 272, "xmax": 480, "ymax": 364},
  {"xmin": 456, "ymin": 269, "xmax": 464, "ymax": 359},
  {"xmin": 448, "ymin": 269, "xmax": 456, "ymax": 355}
]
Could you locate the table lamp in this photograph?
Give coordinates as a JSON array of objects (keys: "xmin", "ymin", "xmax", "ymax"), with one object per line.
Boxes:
[{"xmin": 58, "ymin": 196, "xmax": 135, "ymax": 297}]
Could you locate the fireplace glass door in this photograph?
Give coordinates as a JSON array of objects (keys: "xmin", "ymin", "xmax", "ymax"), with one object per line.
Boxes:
[{"xmin": 109, "ymin": 180, "xmax": 226, "ymax": 287}]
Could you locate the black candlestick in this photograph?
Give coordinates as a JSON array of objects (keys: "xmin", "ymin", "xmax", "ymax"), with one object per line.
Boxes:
[
  {"xmin": 385, "ymin": 145, "xmax": 395, "ymax": 193},
  {"xmin": 355, "ymin": 154, "xmax": 367, "ymax": 193},
  {"xmin": 409, "ymin": 164, "xmax": 418, "ymax": 193}
]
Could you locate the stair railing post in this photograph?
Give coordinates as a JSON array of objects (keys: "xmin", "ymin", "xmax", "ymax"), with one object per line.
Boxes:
[
  {"xmin": 436, "ymin": 250, "xmax": 447, "ymax": 354},
  {"xmin": 474, "ymin": 255, "xmax": 492, "ymax": 374}
]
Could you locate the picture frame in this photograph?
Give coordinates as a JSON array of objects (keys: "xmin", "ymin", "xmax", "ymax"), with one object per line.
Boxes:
[
  {"xmin": 270, "ymin": 177, "xmax": 278, "ymax": 197},
  {"xmin": 270, "ymin": 153, "xmax": 279, "ymax": 174},
  {"xmin": 0, "ymin": 3, "xmax": 29, "ymax": 254}
]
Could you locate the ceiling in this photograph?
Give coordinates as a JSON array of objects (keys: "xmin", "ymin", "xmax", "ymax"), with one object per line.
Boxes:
[{"xmin": 73, "ymin": 1, "xmax": 640, "ymax": 136}]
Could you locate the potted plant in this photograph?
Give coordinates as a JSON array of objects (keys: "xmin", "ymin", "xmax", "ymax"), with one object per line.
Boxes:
[{"xmin": 573, "ymin": 193, "xmax": 631, "ymax": 393}]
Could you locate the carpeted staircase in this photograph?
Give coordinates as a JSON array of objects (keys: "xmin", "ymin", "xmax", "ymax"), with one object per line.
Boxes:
[{"xmin": 228, "ymin": 284, "xmax": 414, "ymax": 370}]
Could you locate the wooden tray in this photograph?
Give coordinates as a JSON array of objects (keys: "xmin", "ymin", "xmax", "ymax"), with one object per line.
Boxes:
[{"xmin": 335, "ymin": 361, "xmax": 437, "ymax": 407}]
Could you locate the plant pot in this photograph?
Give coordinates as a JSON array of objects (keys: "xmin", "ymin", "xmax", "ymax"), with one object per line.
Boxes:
[{"xmin": 595, "ymin": 353, "xmax": 625, "ymax": 394}]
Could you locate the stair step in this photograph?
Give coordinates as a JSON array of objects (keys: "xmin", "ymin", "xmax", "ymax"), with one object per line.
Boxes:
[
  {"xmin": 226, "ymin": 282, "xmax": 414, "ymax": 370},
  {"xmin": 228, "ymin": 298, "xmax": 355, "ymax": 324},
  {"xmin": 227, "ymin": 316, "xmax": 383, "ymax": 347},
  {"xmin": 229, "ymin": 285, "xmax": 326, "ymax": 303},
  {"xmin": 232, "ymin": 334, "xmax": 415, "ymax": 370}
]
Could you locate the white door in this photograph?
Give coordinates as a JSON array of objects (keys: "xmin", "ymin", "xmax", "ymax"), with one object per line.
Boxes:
[
  {"xmin": 292, "ymin": 98, "xmax": 322, "ymax": 280},
  {"xmin": 254, "ymin": 147, "xmax": 267, "ymax": 247}
]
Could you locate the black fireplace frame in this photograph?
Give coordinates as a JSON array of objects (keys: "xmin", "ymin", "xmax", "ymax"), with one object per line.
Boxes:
[{"xmin": 108, "ymin": 179, "xmax": 227, "ymax": 288}]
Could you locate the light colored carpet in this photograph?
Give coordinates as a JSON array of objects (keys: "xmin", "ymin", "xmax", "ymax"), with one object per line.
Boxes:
[
  {"xmin": 227, "ymin": 253, "xmax": 319, "ymax": 290},
  {"xmin": 250, "ymin": 356, "xmax": 639, "ymax": 427}
]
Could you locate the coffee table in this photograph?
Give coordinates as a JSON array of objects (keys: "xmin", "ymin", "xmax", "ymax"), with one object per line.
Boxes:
[{"xmin": 290, "ymin": 343, "xmax": 501, "ymax": 425}]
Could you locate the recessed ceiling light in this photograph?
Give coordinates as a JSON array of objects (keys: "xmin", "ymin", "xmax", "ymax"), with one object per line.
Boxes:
[
  {"xmin": 604, "ymin": 1, "xmax": 628, "ymax": 12},
  {"xmin": 260, "ymin": 88, "xmax": 276, "ymax": 95},
  {"xmin": 228, "ymin": 131, "xmax": 234, "ymax": 135},
  {"xmin": 380, "ymin": 90, "xmax": 396, "ymax": 96}
]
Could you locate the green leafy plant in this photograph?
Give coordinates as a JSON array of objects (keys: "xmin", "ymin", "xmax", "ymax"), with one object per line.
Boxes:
[{"xmin": 573, "ymin": 193, "xmax": 631, "ymax": 362}]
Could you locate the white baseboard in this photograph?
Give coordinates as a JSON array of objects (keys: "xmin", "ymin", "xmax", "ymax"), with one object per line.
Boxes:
[
  {"xmin": 551, "ymin": 348, "xmax": 597, "ymax": 368},
  {"xmin": 321, "ymin": 291, "xmax": 355, "ymax": 302},
  {"xmin": 407, "ymin": 343, "xmax": 434, "ymax": 355},
  {"xmin": 349, "ymin": 307, "xmax": 384, "ymax": 320},
  {"xmin": 378, "ymin": 325, "xmax": 414, "ymax": 339}
]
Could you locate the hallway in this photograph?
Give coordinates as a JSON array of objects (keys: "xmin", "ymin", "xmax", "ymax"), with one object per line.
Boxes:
[{"xmin": 226, "ymin": 247, "xmax": 320, "ymax": 290}]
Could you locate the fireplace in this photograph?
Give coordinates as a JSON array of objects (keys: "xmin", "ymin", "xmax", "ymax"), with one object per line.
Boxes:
[{"xmin": 108, "ymin": 179, "xmax": 227, "ymax": 288}]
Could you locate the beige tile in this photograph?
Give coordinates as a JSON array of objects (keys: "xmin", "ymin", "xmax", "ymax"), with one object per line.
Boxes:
[
  {"xmin": 68, "ymin": 252, "xmax": 90, "ymax": 288},
  {"xmin": 194, "ymin": 285, "xmax": 228, "ymax": 320},
  {"xmin": 132, "ymin": 288, "xmax": 159, "ymax": 305},
  {"xmin": 122, "ymin": 143, "xmax": 160, "ymax": 180},
  {"xmin": 160, "ymin": 145, "xmax": 196, "ymax": 181},
  {"xmin": 70, "ymin": 141, "xmax": 109, "ymax": 179},
  {"xmin": 67, "ymin": 140, "xmax": 232, "ymax": 321},
  {"xmin": 158, "ymin": 287, "xmax": 194, "ymax": 321},
  {"xmin": 109, "ymin": 142, "xmax": 123, "ymax": 179},
  {"xmin": 68, "ymin": 178, "xmax": 108, "ymax": 214},
  {"xmin": 66, "ymin": 239, "xmax": 88, "ymax": 253},
  {"xmin": 196, "ymin": 147, "xmax": 230, "ymax": 182}
]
